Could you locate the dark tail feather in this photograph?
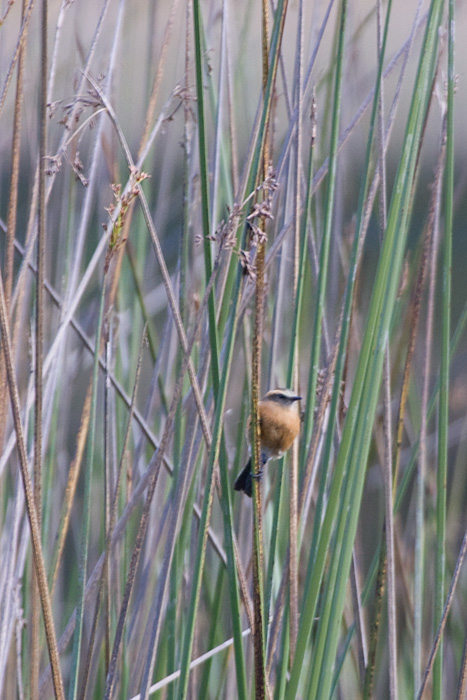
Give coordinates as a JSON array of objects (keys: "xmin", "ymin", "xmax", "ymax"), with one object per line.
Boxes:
[{"xmin": 234, "ymin": 458, "xmax": 252, "ymax": 497}]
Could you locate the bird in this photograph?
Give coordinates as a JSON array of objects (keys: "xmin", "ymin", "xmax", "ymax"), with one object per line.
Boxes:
[{"xmin": 234, "ymin": 388, "xmax": 301, "ymax": 497}]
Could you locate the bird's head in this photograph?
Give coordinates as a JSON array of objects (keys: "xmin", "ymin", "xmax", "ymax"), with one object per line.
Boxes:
[{"xmin": 263, "ymin": 388, "xmax": 301, "ymax": 406}]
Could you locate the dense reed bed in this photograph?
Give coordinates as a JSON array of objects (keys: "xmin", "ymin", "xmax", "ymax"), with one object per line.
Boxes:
[{"xmin": 1, "ymin": 0, "xmax": 466, "ymax": 698}]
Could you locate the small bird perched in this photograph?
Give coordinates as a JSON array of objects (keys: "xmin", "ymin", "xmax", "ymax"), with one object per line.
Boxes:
[{"xmin": 234, "ymin": 388, "xmax": 301, "ymax": 497}]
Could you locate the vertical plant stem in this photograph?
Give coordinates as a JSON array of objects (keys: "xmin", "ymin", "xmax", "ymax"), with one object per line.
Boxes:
[
  {"xmin": 433, "ymin": 1, "xmax": 454, "ymax": 694},
  {"xmin": 250, "ymin": 0, "xmax": 269, "ymax": 693},
  {"xmin": 0, "ymin": 0, "xmax": 28, "ymax": 447},
  {"xmin": 31, "ymin": 1, "xmax": 48, "ymax": 696},
  {"xmin": 68, "ymin": 276, "xmax": 106, "ymax": 700},
  {"xmin": 376, "ymin": 1, "xmax": 397, "ymax": 696},
  {"xmin": 288, "ymin": 0, "xmax": 304, "ymax": 664},
  {"xmin": 166, "ymin": 10, "xmax": 192, "ymax": 694},
  {"xmin": 0, "ymin": 280, "xmax": 64, "ymax": 698},
  {"xmin": 251, "ymin": 299, "xmax": 266, "ymax": 700},
  {"xmin": 193, "ymin": 0, "xmax": 220, "ymax": 393},
  {"xmin": 104, "ymin": 338, "xmax": 112, "ymax": 674},
  {"xmin": 301, "ymin": 0, "xmax": 346, "ymax": 455},
  {"xmin": 414, "ymin": 115, "xmax": 446, "ymax": 698}
]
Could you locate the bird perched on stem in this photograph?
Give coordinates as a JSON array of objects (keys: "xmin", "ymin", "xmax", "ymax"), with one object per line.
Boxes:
[{"xmin": 234, "ymin": 388, "xmax": 301, "ymax": 497}]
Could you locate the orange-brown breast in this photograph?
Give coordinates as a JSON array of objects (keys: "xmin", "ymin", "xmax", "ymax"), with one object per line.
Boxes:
[{"xmin": 258, "ymin": 400, "xmax": 301, "ymax": 459}]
